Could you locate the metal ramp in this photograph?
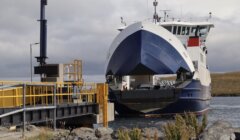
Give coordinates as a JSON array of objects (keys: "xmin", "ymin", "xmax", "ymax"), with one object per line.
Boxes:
[{"xmin": 0, "ymin": 82, "xmax": 109, "ymax": 129}]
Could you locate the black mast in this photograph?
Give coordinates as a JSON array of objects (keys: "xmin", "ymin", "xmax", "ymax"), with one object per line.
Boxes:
[
  {"xmin": 36, "ymin": 0, "xmax": 48, "ymax": 66},
  {"xmin": 153, "ymin": 0, "xmax": 158, "ymax": 23}
]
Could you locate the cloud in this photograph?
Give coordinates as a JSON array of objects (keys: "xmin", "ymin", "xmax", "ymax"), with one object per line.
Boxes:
[
  {"xmin": 207, "ymin": 17, "xmax": 240, "ymax": 72},
  {"xmin": 0, "ymin": 0, "xmax": 240, "ymax": 79}
]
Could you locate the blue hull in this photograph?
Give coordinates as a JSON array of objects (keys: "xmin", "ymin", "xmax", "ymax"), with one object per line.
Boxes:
[{"xmin": 106, "ymin": 30, "xmax": 192, "ymax": 76}]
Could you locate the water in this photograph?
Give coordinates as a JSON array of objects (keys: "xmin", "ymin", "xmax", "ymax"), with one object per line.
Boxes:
[
  {"xmin": 109, "ymin": 97, "xmax": 240, "ymax": 129},
  {"xmin": 208, "ymin": 97, "xmax": 240, "ymax": 127}
]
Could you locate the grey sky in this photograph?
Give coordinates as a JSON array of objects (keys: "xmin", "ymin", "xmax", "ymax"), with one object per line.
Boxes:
[{"xmin": 0, "ymin": 0, "xmax": 240, "ymax": 78}]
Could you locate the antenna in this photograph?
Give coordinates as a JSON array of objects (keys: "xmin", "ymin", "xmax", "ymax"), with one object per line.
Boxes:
[
  {"xmin": 208, "ymin": 12, "xmax": 212, "ymax": 21},
  {"xmin": 153, "ymin": 0, "xmax": 159, "ymax": 23},
  {"xmin": 160, "ymin": 10, "xmax": 171, "ymax": 22},
  {"xmin": 120, "ymin": 17, "xmax": 126, "ymax": 26}
]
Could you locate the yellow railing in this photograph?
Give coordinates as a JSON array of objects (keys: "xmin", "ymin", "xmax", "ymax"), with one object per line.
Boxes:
[
  {"xmin": 0, "ymin": 81, "xmax": 109, "ymax": 127},
  {"xmin": 0, "ymin": 81, "xmax": 98, "ymax": 108}
]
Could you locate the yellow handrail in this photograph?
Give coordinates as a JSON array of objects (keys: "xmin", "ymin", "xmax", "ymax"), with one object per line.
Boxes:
[{"xmin": 0, "ymin": 81, "xmax": 109, "ymax": 127}]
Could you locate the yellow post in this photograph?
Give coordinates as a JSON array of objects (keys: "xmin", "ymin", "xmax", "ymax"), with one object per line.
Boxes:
[
  {"xmin": 29, "ymin": 86, "xmax": 32, "ymax": 105},
  {"xmin": 33, "ymin": 86, "xmax": 36, "ymax": 106},
  {"xmin": 16, "ymin": 88, "xmax": 18, "ymax": 107},
  {"xmin": 46, "ymin": 86, "xmax": 48, "ymax": 105},
  {"xmin": 97, "ymin": 83, "xmax": 108, "ymax": 127},
  {"xmin": 103, "ymin": 84, "xmax": 108, "ymax": 127}
]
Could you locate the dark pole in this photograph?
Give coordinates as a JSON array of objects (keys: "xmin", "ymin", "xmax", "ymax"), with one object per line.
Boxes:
[{"xmin": 36, "ymin": 0, "xmax": 48, "ymax": 66}]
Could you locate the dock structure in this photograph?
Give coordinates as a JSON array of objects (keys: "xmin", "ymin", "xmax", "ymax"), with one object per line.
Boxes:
[
  {"xmin": 0, "ymin": 60, "xmax": 111, "ymax": 130},
  {"xmin": 0, "ymin": 0, "xmax": 113, "ymax": 132}
]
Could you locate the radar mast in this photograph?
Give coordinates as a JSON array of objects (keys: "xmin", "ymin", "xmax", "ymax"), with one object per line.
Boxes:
[{"xmin": 153, "ymin": 0, "xmax": 159, "ymax": 23}]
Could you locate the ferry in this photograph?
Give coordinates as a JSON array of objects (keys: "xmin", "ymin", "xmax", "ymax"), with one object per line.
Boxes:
[{"xmin": 105, "ymin": 0, "xmax": 214, "ymax": 116}]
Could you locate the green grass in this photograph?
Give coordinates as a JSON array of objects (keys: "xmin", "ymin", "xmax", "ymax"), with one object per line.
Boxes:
[
  {"xmin": 163, "ymin": 113, "xmax": 207, "ymax": 140},
  {"xmin": 118, "ymin": 128, "xmax": 142, "ymax": 140},
  {"xmin": 117, "ymin": 113, "xmax": 207, "ymax": 140},
  {"xmin": 25, "ymin": 128, "xmax": 53, "ymax": 140}
]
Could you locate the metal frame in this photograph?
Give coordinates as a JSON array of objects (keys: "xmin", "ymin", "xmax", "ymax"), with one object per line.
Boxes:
[{"xmin": 0, "ymin": 81, "xmax": 109, "ymax": 135}]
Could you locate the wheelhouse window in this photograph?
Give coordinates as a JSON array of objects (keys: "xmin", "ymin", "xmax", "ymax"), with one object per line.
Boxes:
[
  {"xmin": 191, "ymin": 27, "xmax": 196, "ymax": 33},
  {"xmin": 186, "ymin": 27, "xmax": 190, "ymax": 35},
  {"xmin": 173, "ymin": 26, "xmax": 177, "ymax": 34},
  {"xmin": 163, "ymin": 26, "xmax": 172, "ymax": 32},
  {"xmin": 177, "ymin": 26, "xmax": 181, "ymax": 35},
  {"xmin": 181, "ymin": 26, "xmax": 186, "ymax": 35},
  {"xmin": 199, "ymin": 26, "xmax": 208, "ymax": 37}
]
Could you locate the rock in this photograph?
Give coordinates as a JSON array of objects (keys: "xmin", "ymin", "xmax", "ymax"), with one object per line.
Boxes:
[
  {"xmin": 202, "ymin": 121, "xmax": 236, "ymax": 140},
  {"xmin": 98, "ymin": 135, "xmax": 113, "ymax": 140},
  {"xmin": 111, "ymin": 130, "xmax": 119, "ymax": 139},
  {"xmin": 112, "ymin": 126, "xmax": 130, "ymax": 139},
  {"xmin": 0, "ymin": 126, "xmax": 8, "ymax": 132},
  {"xmin": 9, "ymin": 126, "xmax": 16, "ymax": 131},
  {"xmin": 72, "ymin": 127, "xmax": 97, "ymax": 140},
  {"xmin": 26, "ymin": 125, "xmax": 39, "ymax": 132},
  {"xmin": 73, "ymin": 136, "xmax": 79, "ymax": 140},
  {"xmin": 95, "ymin": 127, "xmax": 113, "ymax": 138}
]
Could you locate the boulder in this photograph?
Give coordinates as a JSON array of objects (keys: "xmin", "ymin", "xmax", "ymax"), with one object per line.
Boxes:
[
  {"xmin": 0, "ymin": 127, "xmax": 8, "ymax": 132},
  {"xmin": 95, "ymin": 127, "xmax": 113, "ymax": 138},
  {"xmin": 26, "ymin": 125, "xmax": 39, "ymax": 132},
  {"xmin": 72, "ymin": 127, "xmax": 97, "ymax": 140},
  {"xmin": 202, "ymin": 121, "xmax": 236, "ymax": 140}
]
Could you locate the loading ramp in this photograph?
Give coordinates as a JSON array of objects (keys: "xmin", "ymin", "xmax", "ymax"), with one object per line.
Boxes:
[{"xmin": 0, "ymin": 81, "xmax": 109, "ymax": 129}]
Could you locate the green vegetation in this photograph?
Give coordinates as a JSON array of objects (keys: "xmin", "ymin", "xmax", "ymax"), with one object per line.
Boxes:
[
  {"xmin": 117, "ymin": 113, "xmax": 207, "ymax": 140},
  {"xmin": 163, "ymin": 113, "xmax": 207, "ymax": 140},
  {"xmin": 118, "ymin": 128, "xmax": 142, "ymax": 140},
  {"xmin": 211, "ymin": 72, "xmax": 240, "ymax": 96},
  {"xmin": 25, "ymin": 128, "xmax": 53, "ymax": 140}
]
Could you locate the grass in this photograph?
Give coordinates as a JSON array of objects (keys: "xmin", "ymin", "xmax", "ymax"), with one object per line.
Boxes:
[
  {"xmin": 117, "ymin": 113, "xmax": 207, "ymax": 140},
  {"xmin": 25, "ymin": 128, "xmax": 53, "ymax": 140},
  {"xmin": 118, "ymin": 128, "xmax": 142, "ymax": 140},
  {"xmin": 163, "ymin": 113, "xmax": 207, "ymax": 140},
  {"xmin": 211, "ymin": 72, "xmax": 240, "ymax": 96}
]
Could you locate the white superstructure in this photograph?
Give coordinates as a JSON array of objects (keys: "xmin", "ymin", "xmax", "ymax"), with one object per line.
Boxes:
[{"xmin": 160, "ymin": 21, "xmax": 214, "ymax": 86}]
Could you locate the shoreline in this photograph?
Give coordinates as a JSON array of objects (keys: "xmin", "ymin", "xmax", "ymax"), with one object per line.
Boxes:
[
  {"xmin": 212, "ymin": 94, "xmax": 240, "ymax": 97},
  {"xmin": 0, "ymin": 120, "xmax": 239, "ymax": 140}
]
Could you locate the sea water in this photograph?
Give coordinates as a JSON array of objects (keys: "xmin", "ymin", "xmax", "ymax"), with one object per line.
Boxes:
[{"xmin": 109, "ymin": 97, "xmax": 240, "ymax": 129}]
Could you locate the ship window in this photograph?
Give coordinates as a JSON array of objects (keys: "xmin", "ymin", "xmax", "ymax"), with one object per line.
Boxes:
[
  {"xmin": 191, "ymin": 27, "xmax": 196, "ymax": 33},
  {"xmin": 177, "ymin": 26, "xmax": 181, "ymax": 35},
  {"xmin": 163, "ymin": 26, "xmax": 172, "ymax": 32},
  {"xmin": 186, "ymin": 27, "xmax": 190, "ymax": 35},
  {"xmin": 173, "ymin": 26, "xmax": 177, "ymax": 34},
  {"xmin": 199, "ymin": 26, "xmax": 208, "ymax": 37},
  {"xmin": 181, "ymin": 26, "xmax": 186, "ymax": 35}
]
